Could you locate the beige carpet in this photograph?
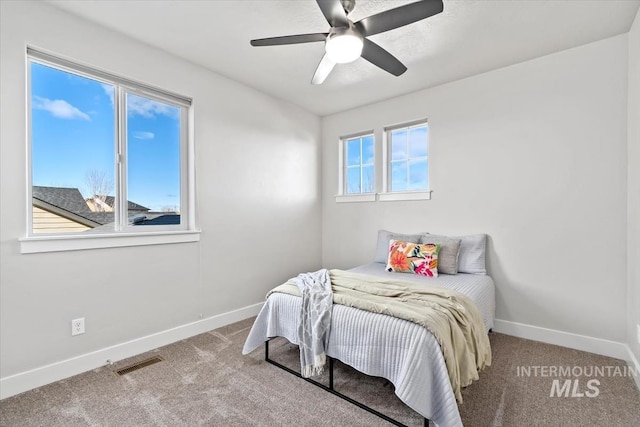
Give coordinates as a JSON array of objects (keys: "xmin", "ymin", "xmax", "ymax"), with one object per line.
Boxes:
[{"xmin": 1, "ymin": 318, "xmax": 639, "ymax": 426}]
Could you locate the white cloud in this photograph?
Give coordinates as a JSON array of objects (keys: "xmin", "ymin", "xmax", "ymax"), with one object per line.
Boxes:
[
  {"xmin": 32, "ymin": 96, "xmax": 90, "ymax": 121},
  {"xmin": 127, "ymin": 94, "xmax": 178, "ymax": 119},
  {"xmin": 133, "ymin": 131, "xmax": 155, "ymax": 140},
  {"xmin": 101, "ymin": 83, "xmax": 114, "ymax": 105}
]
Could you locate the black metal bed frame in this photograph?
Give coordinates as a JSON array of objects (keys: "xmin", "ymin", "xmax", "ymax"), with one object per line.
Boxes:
[{"xmin": 264, "ymin": 340, "xmax": 429, "ymax": 427}]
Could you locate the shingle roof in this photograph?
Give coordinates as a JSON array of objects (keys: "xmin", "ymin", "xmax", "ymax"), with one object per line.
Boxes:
[
  {"xmin": 135, "ymin": 214, "xmax": 180, "ymax": 226},
  {"xmin": 33, "ymin": 186, "xmax": 162, "ymax": 227},
  {"xmin": 101, "ymin": 196, "xmax": 149, "ymax": 212},
  {"xmin": 33, "ymin": 186, "xmax": 114, "ymax": 225},
  {"xmin": 33, "ymin": 186, "xmax": 91, "ymax": 214}
]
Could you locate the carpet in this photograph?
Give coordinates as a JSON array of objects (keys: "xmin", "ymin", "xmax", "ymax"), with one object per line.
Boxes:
[{"xmin": 1, "ymin": 318, "xmax": 638, "ymax": 426}]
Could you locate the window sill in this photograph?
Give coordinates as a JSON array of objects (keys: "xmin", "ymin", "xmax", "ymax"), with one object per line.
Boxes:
[
  {"xmin": 377, "ymin": 191, "xmax": 432, "ymax": 202},
  {"xmin": 335, "ymin": 194, "xmax": 377, "ymax": 203},
  {"xmin": 19, "ymin": 230, "xmax": 201, "ymax": 254}
]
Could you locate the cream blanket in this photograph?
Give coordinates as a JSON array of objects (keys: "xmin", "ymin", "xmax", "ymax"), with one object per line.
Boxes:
[{"xmin": 268, "ymin": 269, "xmax": 491, "ymax": 403}]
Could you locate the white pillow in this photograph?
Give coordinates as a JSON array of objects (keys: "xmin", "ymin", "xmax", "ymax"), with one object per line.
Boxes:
[
  {"xmin": 423, "ymin": 233, "xmax": 487, "ymax": 274},
  {"xmin": 455, "ymin": 234, "xmax": 487, "ymax": 274},
  {"xmin": 374, "ymin": 230, "xmax": 422, "ymax": 263}
]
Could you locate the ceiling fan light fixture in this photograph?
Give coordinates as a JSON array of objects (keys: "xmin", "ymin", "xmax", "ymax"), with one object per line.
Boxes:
[{"xmin": 325, "ymin": 31, "xmax": 363, "ymax": 64}]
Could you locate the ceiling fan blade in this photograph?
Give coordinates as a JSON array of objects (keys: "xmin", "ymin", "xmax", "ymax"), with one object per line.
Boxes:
[
  {"xmin": 316, "ymin": 0, "xmax": 349, "ymax": 28},
  {"xmin": 311, "ymin": 54, "xmax": 336, "ymax": 85},
  {"xmin": 361, "ymin": 39, "xmax": 407, "ymax": 77},
  {"xmin": 250, "ymin": 33, "xmax": 328, "ymax": 47},
  {"xmin": 355, "ymin": 0, "xmax": 444, "ymax": 37}
]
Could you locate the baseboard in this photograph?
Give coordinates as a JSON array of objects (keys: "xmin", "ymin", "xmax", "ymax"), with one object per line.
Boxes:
[
  {"xmin": 0, "ymin": 302, "xmax": 263, "ymax": 400},
  {"xmin": 492, "ymin": 319, "xmax": 629, "ymax": 360},
  {"xmin": 627, "ymin": 345, "xmax": 640, "ymax": 391},
  {"xmin": 3, "ymin": 311, "xmax": 634, "ymax": 400}
]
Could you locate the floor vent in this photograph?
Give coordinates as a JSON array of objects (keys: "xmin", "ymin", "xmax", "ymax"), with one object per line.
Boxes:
[{"xmin": 115, "ymin": 356, "xmax": 163, "ymax": 376}]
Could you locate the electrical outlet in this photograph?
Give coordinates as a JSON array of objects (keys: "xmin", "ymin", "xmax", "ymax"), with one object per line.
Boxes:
[{"xmin": 72, "ymin": 318, "xmax": 85, "ymax": 336}]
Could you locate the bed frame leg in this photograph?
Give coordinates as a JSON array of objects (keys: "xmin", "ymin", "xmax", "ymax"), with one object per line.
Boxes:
[{"xmin": 329, "ymin": 357, "xmax": 334, "ymax": 390}]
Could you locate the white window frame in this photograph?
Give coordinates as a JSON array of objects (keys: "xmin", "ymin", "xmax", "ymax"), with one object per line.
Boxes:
[
  {"xmin": 336, "ymin": 131, "xmax": 376, "ymax": 203},
  {"xmin": 379, "ymin": 119, "xmax": 431, "ymax": 202},
  {"xmin": 21, "ymin": 48, "xmax": 199, "ymax": 254}
]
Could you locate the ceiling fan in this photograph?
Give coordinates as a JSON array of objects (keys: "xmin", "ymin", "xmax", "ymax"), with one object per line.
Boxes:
[{"xmin": 250, "ymin": 0, "xmax": 444, "ymax": 84}]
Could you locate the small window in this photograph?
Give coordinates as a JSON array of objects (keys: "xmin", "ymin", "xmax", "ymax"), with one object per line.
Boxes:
[
  {"xmin": 344, "ymin": 134, "xmax": 374, "ymax": 194},
  {"xmin": 337, "ymin": 132, "xmax": 376, "ymax": 202},
  {"xmin": 25, "ymin": 48, "xmax": 196, "ymax": 250},
  {"xmin": 381, "ymin": 120, "xmax": 431, "ymax": 201},
  {"xmin": 389, "ymin": 122, "xmax": 428, "ymax": 191}
]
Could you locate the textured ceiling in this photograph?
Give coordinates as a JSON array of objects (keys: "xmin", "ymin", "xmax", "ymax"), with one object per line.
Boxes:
[{"xmin": 48, "ymin": 0, "xmax": 639, "ymax": 116}]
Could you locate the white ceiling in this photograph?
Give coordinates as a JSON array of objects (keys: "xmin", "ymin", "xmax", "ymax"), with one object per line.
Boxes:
[{"xmin": 49, "ymin": 0, "xmax": 639, "ymax": 116}]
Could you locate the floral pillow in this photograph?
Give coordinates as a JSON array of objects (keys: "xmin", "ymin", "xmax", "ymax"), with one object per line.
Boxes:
[{"xmin": 386, "ymin": 240, "xmax": 440, "ymax": 277}]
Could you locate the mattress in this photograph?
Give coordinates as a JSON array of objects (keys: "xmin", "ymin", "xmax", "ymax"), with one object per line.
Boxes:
[
  {"xmin": 349, "ymin": 263, "xmax": 495, "ymax": 332},
  {"xmin": 243, "ymin": 264, "xmax": 495, "ymax": 427}
]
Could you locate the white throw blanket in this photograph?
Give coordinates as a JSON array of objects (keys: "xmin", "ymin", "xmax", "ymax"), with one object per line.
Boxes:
[{"xmin": 292, "ymin": 269, "xmax": 333, "ymax": 377}]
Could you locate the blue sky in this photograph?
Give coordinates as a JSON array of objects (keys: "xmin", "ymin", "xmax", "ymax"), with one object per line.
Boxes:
[
  {"xmin": 344, "ymin": 126, "xmax": 428, "ymax": 194},
  {"xmin": 30, "ymin": 62, "xmax": 181, "ymax": 212}
]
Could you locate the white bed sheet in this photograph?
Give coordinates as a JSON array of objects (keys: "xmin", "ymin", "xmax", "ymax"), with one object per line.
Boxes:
[{"xmin": 243, "ymin": 264, "xmax": 495, "ymax": 427}]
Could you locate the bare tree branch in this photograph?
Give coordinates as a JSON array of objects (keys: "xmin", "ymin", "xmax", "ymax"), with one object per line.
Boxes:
[{"xmin": 84, "ymin": 170, "xmax": 114, "ymax": 212}]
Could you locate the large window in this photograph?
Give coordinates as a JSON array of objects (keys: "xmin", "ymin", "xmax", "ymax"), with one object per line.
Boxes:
[
  {"xmin": 387, "ymin": 121, "xmax": 429, "ymax": 192},
  {"xmin": 26, "ymin": 49, "xmax": 195, "ymax": 250}
]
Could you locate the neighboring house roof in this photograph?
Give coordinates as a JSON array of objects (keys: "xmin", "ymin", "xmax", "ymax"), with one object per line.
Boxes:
[
  {"xmin": 86, "ymin": 213, "xmax": 180, "ymax": 233},
  {"xmin": 33, "ymin": 186, "xmax": 91, "ymax": 216},
  {"xmin": 101, "ymin": 196, "xmax": 149, "ymax": 212},
  {"xmin": 32, "ymin": 186, "xmax": 111, "ymax": 226},
  {"xmin": 135, "ymin": 214, "xmax": 180, "ymax": 226},
  {"xmin": 32, "ymin": 186, "xmax": 151, "ymax": 227}
]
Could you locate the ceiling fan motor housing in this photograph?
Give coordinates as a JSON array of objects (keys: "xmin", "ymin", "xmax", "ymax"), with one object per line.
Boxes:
[{"xmin": 326, "ymin": 24, "xmax": 364, "ymax": 63}]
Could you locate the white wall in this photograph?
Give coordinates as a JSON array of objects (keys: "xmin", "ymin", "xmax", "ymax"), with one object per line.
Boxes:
[
  {"xmin": 0, "ymin": 0, "xmax": 321, "ymax": 386},
  {"xmin": 321, "ymin": 35, "xmax": 629, "ymax": 344},
  {"xmin": 628, "ymin": 8, "xmax": 640, "ymax": 363}
]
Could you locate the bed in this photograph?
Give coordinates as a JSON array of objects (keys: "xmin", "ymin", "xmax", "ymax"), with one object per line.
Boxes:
[{"xmin": 243, "ymin": 233, "xmax": 495, "ymax": 427}]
